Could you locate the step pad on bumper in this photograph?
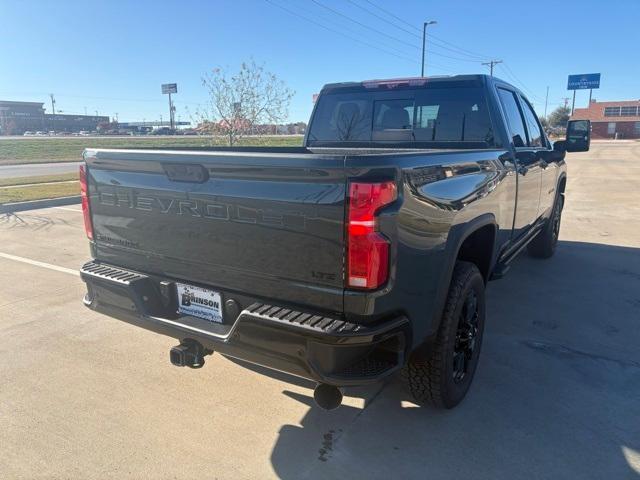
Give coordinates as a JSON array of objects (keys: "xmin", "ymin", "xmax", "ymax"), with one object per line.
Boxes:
[
  {"xmin": 246, "ymin": 302, "xmax": 363, "ymax": 335},
  {"xmin": 81, "ymin": 261, "xmax": 147, "ymax": 285}
]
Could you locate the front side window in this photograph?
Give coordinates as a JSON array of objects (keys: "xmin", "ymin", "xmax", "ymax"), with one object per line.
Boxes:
[
  {"xmin": 497, "ymin": 88, "xmax": 527, "ymax": 147},
  {"xmin": 520, "ymin": 97, "xmax": 544, "ymax": 147}
]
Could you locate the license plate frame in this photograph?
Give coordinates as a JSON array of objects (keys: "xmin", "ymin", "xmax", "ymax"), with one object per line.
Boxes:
[{"xmin": 176, "ymin": 282, "xmax": 223, "ymax": 324}]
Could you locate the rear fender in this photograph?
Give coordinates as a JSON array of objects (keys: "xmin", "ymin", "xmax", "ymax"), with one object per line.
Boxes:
[{"xmin": 415, "ymin": 213, "xmax": 497, "ymax": 353}]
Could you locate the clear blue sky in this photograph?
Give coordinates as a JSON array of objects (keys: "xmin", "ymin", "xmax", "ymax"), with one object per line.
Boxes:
[{"xmin": 1, "ymin": 0, "xmax": 638, "ymax": 123}]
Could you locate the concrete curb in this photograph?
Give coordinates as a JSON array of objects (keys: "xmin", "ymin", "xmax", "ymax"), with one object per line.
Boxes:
[{"xmin": 0, "ymin": 195, "xmax": 81, "ymax": 214}]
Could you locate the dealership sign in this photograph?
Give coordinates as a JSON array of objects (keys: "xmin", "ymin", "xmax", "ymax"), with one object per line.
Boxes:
[
  {"xmin": 161, "ymin": 83, "xmax": 178, "ymax": 94},
  {"xmin": 567, "ymin": 73, "xmax": 600, "ymax": 90}
]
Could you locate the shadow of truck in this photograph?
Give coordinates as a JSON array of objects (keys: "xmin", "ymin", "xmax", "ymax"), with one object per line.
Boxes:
[{"xmin": 264, "ymin": 240, "xmax": 640, "ymax": 479}]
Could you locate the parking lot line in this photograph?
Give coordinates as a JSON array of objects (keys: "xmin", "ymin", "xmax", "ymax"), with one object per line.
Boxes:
[
  {"xmin": 0, "ymin": 251, "xmax": 79, "ymax": 276},
  {"xmin": 52, "ymin": 206, "xmax": 82, "ymax": 212}
]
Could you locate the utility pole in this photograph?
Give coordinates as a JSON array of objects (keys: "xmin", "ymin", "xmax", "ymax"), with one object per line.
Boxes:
[
  {"xmin": 49, "ymin": 94, "xmax": 56, "ymax": 133},
  {"xmin": 571, "ymin": 90, "xmax": 576, "ymax": 115},
  {"xmin": 481, "ymin": 60, "xmax": 502, "ymax": 76},
  {"xmin": 562, "ymin": 97, "xmax": 570, "ymax": 109},
  {"xmin": 421, "ymin": 20, "xmax": 437, "ymax": 77}
]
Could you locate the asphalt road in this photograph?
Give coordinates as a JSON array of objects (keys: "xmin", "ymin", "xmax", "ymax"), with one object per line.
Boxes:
[
  {"xmin": 0, "ymin": 142, "xmax": 639, "ymax": 479},
  {"xmin": 0, "ymin": 161, "xmax": 82, "ymax": 179}
]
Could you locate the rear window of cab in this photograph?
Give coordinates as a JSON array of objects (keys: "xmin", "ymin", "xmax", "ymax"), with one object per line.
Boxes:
[{"xmin": 307, "ymin": 85, "xmax": 495, "ymax": 148}]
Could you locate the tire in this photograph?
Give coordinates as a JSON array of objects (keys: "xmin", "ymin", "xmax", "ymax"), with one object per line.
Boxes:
[
  {"xmin": 403, "ymin": 261, "xmax": 486, "ymax": 409},
  {"xmin": 528, "ymin": 193, "xmax": 564, "ymax": 259}
]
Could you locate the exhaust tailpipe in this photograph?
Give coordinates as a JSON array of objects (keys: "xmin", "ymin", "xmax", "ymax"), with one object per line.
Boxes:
[
  {"xmin": 313, "ymin": 383, "xmax": 343, "ymax": 410},
  {"xmin": 170, "ymin": 340, "xmax": 211, "ymax": 369}
]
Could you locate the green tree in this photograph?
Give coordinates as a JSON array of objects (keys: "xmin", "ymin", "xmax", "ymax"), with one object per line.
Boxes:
[
  {"xmin": 548, "ymin": 105, "xmax": 571, "ymax": 127},
  {"xmin": 539, "ymin": 116, "xmax": 549, "ymax": 129}
]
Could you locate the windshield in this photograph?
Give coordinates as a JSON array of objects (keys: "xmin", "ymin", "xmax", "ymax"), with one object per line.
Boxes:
[{"xmin": 307, "ymin": 85, "xmax": 495, "ymax": 148}]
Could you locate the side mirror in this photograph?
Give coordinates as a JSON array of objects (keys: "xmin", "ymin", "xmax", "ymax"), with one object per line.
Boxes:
[
  {"xmin": 512, "ymin": 133, "xmax": 526, "ymax": 148},
  {"xmin": 565, "ymin": 120, "xmax": 590, "ymax": 152},
  {"xmin": 552, "ymin": 140, "xmax": 567, "ymax": 161}
]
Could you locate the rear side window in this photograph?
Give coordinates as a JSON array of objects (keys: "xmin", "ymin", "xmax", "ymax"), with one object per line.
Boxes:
[
  {"xmin": 413, "ymin": 88, "xmax": 493, "ymax": 143},
  {"xmin": 306, "ymin": 93, "xmax": 372, "ymax": 142},
  {"xmin": 519, "ymin": 97, "xmax": 544, "ymax": 147},
  {"xmin": 307, "ymin": 85, "xmax": 495, "ymax": 147},
  {"xmin": 497, "ymin": 88, "xmax": 528, "ymax": 147}
]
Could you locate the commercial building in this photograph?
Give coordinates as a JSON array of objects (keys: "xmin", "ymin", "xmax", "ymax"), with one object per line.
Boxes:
[
  {"xmin": 571, "ymin": 99, "xmax": 640, "ymax": 139},
  {"xmin": 0, "ymin": 100, "xmax": 109, "ymax": 135}
]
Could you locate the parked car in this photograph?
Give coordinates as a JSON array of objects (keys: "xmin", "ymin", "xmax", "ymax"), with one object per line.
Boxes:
[
  {"xmin": 79, "ymin": 75, "xmax": 590, "ymax": 410},
  {"xmin": 23, "ymin": 131, "xmax": 34, "ymax": 136},
  {"xmin": 152, "ymin": 127, "xmax": 176, "ymax": 135}
]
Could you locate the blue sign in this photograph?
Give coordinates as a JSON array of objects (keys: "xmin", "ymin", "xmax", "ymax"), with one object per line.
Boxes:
[{"xmin": 567, "ymin": 73, "xmax": 600, "ymax": 90}]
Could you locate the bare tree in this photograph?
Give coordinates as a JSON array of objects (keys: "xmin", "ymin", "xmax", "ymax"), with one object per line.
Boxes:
[{"xmin": 198, "ymin": 60, "xmax": 295, "ymax": 146}]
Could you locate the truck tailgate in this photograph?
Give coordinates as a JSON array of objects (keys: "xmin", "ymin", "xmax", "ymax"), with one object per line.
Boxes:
[{"xmin": 84, "ymin": 149, "xmax": 346, "ymax": 312}]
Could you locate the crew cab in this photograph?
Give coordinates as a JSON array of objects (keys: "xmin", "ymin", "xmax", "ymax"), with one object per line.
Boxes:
[{"xmin": 79, "ymin": 75, "xmax": 590, "ymax": 409}]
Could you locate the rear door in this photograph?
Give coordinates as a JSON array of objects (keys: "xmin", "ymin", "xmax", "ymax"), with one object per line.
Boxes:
[
  {"xmin": 85, "ymin": 149, "xmax": 347, "ymax": 312},
  {"xmin": 496, "ymin": 87, "xmax": 542, "ymax": 239}
]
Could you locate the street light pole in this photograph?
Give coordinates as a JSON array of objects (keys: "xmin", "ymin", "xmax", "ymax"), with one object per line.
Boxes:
[
  {"xmin": 421, "ymin": 20, "xmax": 437, "ymax": 77},
  {"xmin": 49, "ymin": 94, "xmax": 56, "ymax": 134},
  {"xmin": 544, "ymin": 86, "xmax": 549, "ymax": 118}
]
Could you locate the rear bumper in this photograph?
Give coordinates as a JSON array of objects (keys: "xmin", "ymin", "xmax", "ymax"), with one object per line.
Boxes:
[{"xmin": 80, "ymin": 261, "xmax": 408, "ymax": 386}]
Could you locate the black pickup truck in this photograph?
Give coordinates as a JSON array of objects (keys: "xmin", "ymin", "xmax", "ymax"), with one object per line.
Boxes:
[{"xmin": 79, "ymin": 75, "xmax": 590, "ymax": 409}]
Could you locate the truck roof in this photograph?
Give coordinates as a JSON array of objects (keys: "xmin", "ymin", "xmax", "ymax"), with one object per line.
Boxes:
[{"xmin": 321, "ymin": 74, "xmax": 516, "ymax": 93}]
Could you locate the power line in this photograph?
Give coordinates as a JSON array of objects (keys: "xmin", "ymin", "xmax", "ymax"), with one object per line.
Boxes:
[
  {"xmin": 310, "ymin": 0, "xmax": 419, "ymax": 50},
  {"xmin": 347, "ymin": 0, "xmax": 491, "ymax": 62},
  {"xmin": 309, "ymin": 0, "xmax": 486, "ymax": 64},
  {"xmin": 498, "ymin": 63, "xmax": 545, "ymax": 102},
  {"xmin": 361, "ymin": 0, "xmax": 491, "ymax": 60},
  {"xmin": 346, "ymin": 0, "xmax": 422, "ymax": 39},
  {"xmin": 363, "ymin": 0, "xmax": 421, "ymax": 32},
  {"xmin": 0, "ymin": 90, "xmax": 205, "ymax": 107},
  {"xmin": 427, "ymin": 33, "xmax": 491, "ymax": 61},
  {"xmin": 264, "ymin": 0, "xmax": 417, "ymax": 63}
]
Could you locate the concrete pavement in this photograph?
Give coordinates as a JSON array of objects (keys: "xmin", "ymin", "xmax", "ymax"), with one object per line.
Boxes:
[{"xmin": 0, "ymin": 143, "xmax": 639, "ymax": 479}]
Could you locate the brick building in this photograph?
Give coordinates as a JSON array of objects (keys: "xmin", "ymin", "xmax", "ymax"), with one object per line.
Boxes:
[{"xmin": 571, "ymin": 99, "xmax": 640, "ymax": 139}]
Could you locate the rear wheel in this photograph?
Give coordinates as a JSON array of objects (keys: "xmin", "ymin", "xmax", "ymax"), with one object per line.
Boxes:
[
  {"xmin": 403, "ymin": 261, "xmax": 486, "ymax": 409},
  {"xmin": 528, "ymin": 193, "xmax": 564, "ymax": 259}
]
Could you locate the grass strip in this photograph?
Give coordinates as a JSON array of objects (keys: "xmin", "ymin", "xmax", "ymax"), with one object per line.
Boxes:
[
  {"xmin": 0, "ymin": 135, "xmax": 303, "ymax": 165},
  {"xmin": 0, "ymin": 181, "xmax": 80, "ymax": 204},
  {"xmin": 0, "ymin": 173, "xmax": 78, "ymax": 187}
]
